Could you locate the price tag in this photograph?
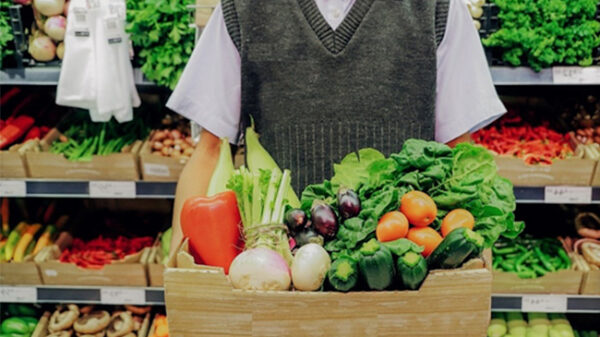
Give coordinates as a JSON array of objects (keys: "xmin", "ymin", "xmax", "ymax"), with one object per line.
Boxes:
[
  {"xmin": 143, "ymin": 163, "xmax": 170, "ymax": 177},
  {"xmin": 522, "ymin": 295, "xmax": 567, "ymax": 313},
  {"xmin": 544, "ymin": 186, "xmax": 592, "ymax": 204},
  {"xmin": 553, "ymin": 67, "xmax": 600, "ymax": 84},
  {"xmin": 89, "ymin": 181, "xmax": 136, "ymax": 198},
  {"xmin": 0, "ymin": 180, "xmax": 26, "ymax": 197},
  {"xmin": 104, "ymin": 17, "xmax": 123, "ymax": 44},
  {"xmin": 72, "ymin": 7, "xmax": 90, "ymax": 37},
  {"xmin": 0, "ymin": 286, "xmax": 37, "ymax": 303},
  {"xmin": 100, "ymin": 288, "xmax": 145, "ymax": 305}
]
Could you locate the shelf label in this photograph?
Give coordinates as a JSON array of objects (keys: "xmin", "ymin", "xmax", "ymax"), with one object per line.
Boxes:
[
  {"xmin": 89, "ymin": 181, "xmax": 136, "ymax": 198},
  {"xmin": 143, "ymin": 163, "xmax": 170, "ymax": 177},
  {"xmin": 553, "ymin": 67, "xmax": 600, "ymax": 84},
  {"xmin": 544, "ymin": 186, "xmax": 592, "ymax": 204},
  {"xmin": 0, "ymin": 286, "xmax": 37, "ymax": 303},
  {"xmin": 100, "ymin": 288, "xmax": 145, "ymax": 305},
  {"xmin": 0, "ymin": 180, "xmax": 26, "ymax": 197},
  {"xmin": 522, "ymin": 295, "xmax": 567, "ymax": 313}
]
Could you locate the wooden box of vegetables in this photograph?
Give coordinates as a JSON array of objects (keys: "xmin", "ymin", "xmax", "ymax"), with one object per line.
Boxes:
[
  {"xmin": 0, "ymin": 260, "xmax": 43, "ymax": 285},
  {"xmin": 163, "ymin": 137, "xmax": 526, "ymax": 337},
  {"xmin": 26, "ymin": 124, "xmax": 143, "ymax": 181},
  {"xmin": 0, "ymin": 145, "xmax": 30, "ymax": 178},
  {"xmin": 139, "ymin": 122, "xmax": 195, "ymax": 181},
  {"xmin": 493, "ymin": 156, "xmax": 597, "ymax": 186}
]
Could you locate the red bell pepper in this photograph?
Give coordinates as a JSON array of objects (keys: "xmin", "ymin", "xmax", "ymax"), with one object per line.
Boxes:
[
  {"xmin": 24, "ymin": 126, "xmax": 41, "ymax": 141},
  {"xmin": 180, "ymin": 190, "xmax": 242, "ymax": 274},
  {"xmin": 0, "ymin": 115, "xmax": 35, "ymax": 149}
]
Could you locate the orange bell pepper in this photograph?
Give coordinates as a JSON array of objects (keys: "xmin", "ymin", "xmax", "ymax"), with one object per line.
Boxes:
[{"xmin": 180, "ymin": 190, "xmax": 242, "ymax": 274}]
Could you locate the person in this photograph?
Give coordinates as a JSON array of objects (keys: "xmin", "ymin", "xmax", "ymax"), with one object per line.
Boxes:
[{"xmin": 166, "ymin": 0, "xmax": 506, "ymax": 252}]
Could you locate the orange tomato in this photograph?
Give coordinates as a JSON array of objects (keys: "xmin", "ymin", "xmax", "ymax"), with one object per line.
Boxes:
[
  {"xmin": 407, "ymin": 227, "xmax": 443, "ymax": 257},
  {"xmin": 376, "ymin": 211, "xmax": 409, "ymax": 242},
  {"xmin": 400, "ymin": 191, "xmax": 437, "ymax": 227},
  {"xmin": 441, "ymin": 209, "xmax": 475, "ymax": 237}
]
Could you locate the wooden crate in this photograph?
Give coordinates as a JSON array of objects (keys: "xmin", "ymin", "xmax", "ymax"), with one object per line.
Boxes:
[
  {"xmin": 492, "ymin": 269, "xmax": 584, "ymax": 294},
  {"xmin": 25, "ymin": 128, "xmax": 141, "ymax": 181},
  {"xmin": 0, "ymin": 261, "xmax": 42, "ymax": 285},
  {"xmin": 580, "ymin": 270, "xmax": 600, "ymax": 295},
  {"xmin": 139, "ymin": 140, "xmax": 189, "ymax": 181},
  {"xmin": 494, "ymin": 156, "xmax": 596, "ymax": 186},
  {"xmin": 164, "ymin": 241, "xmax": 492, "ymax": 337},
  {"xmin": 0, "ymin": 148, "xmax": 28, "ymax": 178}
]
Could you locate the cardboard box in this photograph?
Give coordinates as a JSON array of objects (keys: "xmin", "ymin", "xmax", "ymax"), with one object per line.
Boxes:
[
  {"xmin": 580, "ymin": 270, "xmax": 600, "ymax": 294},
  {"xmin": 195, "ymin": 0, "xmax": 219, "ymax": 26},
  {"xmin": 590, "ymin": 164, "xmax": 600, "ymax": 186},
  {"xmin": 141, "ymin": 244, "xmax": 165, "ymax": 287},
  {"xmin": 139, "ymin": 140, "xmax": 189, "ymax": 181},
  {"xmin": 494, "ymin": 156, "xmax": 596, "ymax": 186},
  {"xmin": 0, "ymin": 141, "xmax": 35, "ymax": 178},
  {"xmin": 164, "ymin": 240, "xmax": 492, "ymax": 337},
  {"xmin": 0, "ymin": 261, "xmax": 42, "ymax": 285},
  {"xmin": 26, "ymin": 129, "xmax": 142, "ymax": 181},
  {"xmin": 492, "ymin": 269, "xmax": 584, "ymax": 294}
]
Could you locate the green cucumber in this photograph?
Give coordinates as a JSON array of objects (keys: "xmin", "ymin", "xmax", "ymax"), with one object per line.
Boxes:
[
  {"xmin": 428, "ymin": 227, "xmax": 484, "ymax": 269},
  {"xmin": 327, "ymin": 257, "xmax": 359, "ymax": 292},
  {"xmin": 0, "ymin": 318, "xmax": 29, "ymax": 334},
  {"xmin": 396, "ymin": 251, "xmax": 428, "ymax": 290},
  {"xmin": 358, "ymin": 239, "xmax": 395, "ymax": 290}
]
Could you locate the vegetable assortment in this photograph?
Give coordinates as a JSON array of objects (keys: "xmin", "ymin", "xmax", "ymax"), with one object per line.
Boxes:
[
  {"xmin": 59, "ymin": 235, "xmax": 153, "ymax": 269},
  {"xmin": 483, "ymin": 0, "xmax": 600, "ymax": 71},
  {"xmin": 493, "ymin": 236, "xmax": 572, "ymax": 278}
]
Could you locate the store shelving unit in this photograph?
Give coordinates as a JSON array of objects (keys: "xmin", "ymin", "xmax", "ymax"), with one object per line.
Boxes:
[{"xmin": 0, "ymin": 67, "xmax": 156, "ymax": 86}]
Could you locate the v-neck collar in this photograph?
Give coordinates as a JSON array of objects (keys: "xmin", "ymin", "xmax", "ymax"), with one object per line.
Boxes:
[{"xmin": 297, "ymin": 0, "xmax": 375, "ymax": 55}]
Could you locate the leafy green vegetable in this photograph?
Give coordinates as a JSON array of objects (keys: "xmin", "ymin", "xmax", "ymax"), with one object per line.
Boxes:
[
  {"xmin": 126, "ymin": 0, "xmax": 195, "ymax": 89},
  {"xmin": 483, "ymin": 0, "xmax": 600, "ymax": 71},
  {"xmin": 0, "ymin": 0, "xmax": 14, "ymax": 67},
  {"xmin": 330, "ymin": 148, "xmax": 385, "ymax": 191}
]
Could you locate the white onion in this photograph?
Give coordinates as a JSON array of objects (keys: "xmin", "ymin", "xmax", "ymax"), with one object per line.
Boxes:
[
  {"xmin": 29, "ymin": 35, "xmax": 56, "ymax": 62},
  {"xmin": 44, "ymin": 16, "xmax": 66, "ymax": 41},
  {"xmin": 56, "ymin": 42, "xmax": 64, "ymax": 60},
  {"xmin": 229, "ymin": 248, "xmax": 291, "ymax": 291},
  {"xmin": 291, "ymin": 243, "xmax": 331, "ymax": 291},
  {"xmin": 35, "ymin": 0, "xmax": 65, "ymax": 16}
]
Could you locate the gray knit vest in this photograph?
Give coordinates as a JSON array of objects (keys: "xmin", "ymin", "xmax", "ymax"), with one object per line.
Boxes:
[{"xmin": 222, "ymin": 0, "xmax": 449, "ymax": 191}]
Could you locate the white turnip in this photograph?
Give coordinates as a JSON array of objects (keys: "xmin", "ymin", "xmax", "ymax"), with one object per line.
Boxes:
[
  {"xmin": 44, "ymin": 16, "xmax": 66, "ymax": 41},
  {"xmin": 29, "ymin": 34, "xmax": 56, "ymax": 62},
  {"xmin": 291, "ymin": 243, "xmax": 331, "ymax": 291},
  {"xmin": 34, "ymin": 0, "xmax": 65, "ymax": 16},
  {"xmin": 229, "ymin": 248, "xmax": 291, "ymax": 290}
]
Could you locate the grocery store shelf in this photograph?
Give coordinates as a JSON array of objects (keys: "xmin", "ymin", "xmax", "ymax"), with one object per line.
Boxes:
[
  {"xmin": 490, "ymin": 66, "xmax": 600, "ymax": 85},
  {"xmin": 0, "ymin": 285, "xmax": 165, "ymax": 305},
  {"xmin": 2, "ymin": 285, "xmax": 599, "ymax": 312},
  {"xmin": 0, "ymin": 180, "xmax": 176, "ymax": 199},
  {"xmin": 492, "ymin": 294, "xmax": 600, "ymax": 313},
  {"xmin": 514, "ymin": 186, "xmax": 600, "ymax": 204},
  {"xmin": 0, "ymin": 67, "xmax": 156, "ymax": 86}
]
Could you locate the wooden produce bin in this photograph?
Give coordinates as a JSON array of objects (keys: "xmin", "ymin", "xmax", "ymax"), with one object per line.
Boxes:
[
  {"xmin": 0, "ymin": 261, "xmax": 42, "ymax": 285},
  {"xmin": 492, "ymin": 269, "xmax": 584, "ymax": 294},
  {"xmin": 494, "ymin": 156, "xmax": 596, "ymax": 186},
  {"xmin": 164, "ymin": 240, "xmax": 493, "ymax": 337},
  {"xmin": 580, "ymin": 270, "xmax": 600, "ymax": 294},
  {"xmin": 26, "ymin": 128, "xmax": 142, "ymax": 181},
  {"xmin": 139, "ymin": 140, "xmax": 189, "ymax": 181},
  {"xmin": 142, "ymin": 244, "xmax": 165, "ymax": 287},
  {"xmin": 590, "ymin": 164, "xmax": 600, "ymax": 186},
  {"xmin": 0, "ymin": 147, "xmax": 28, "ymax": 178}
]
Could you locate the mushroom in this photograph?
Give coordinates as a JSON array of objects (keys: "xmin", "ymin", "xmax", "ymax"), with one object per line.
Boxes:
[
  {"xmin": 76, "ymin": 332, "xmax": 105, "ymax": 337},
  {"xmin": 47, "ymin": 331, "xmax": 73, "ymax": 337},
  {"xmin": 49, "ymin": 305, "xmax": 79, "ymax": 332},
  {"xmin": 74, "ymin": 311, "xmax": 110, "ymax": 334},
  {"xmin": 107, "ymin": 312, "xmax": 134, "ymax": 337},
  {"xmin": 124, "ymin": 305, "xmax": 151, "ymax": 316}
]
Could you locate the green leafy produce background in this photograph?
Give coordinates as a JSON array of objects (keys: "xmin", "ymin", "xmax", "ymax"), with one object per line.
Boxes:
[{"xmin": 0, "ymin": 0, "xmax": 14, "ymax": 68}]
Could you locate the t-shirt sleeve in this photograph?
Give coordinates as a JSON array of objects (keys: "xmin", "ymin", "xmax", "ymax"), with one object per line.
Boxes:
[
  {"xmin": 166, "ymin": 3, "xmax": 242, "ymax": 144},
  {"xmin": 434, "ymin": 0, "xmax": 506, "ymax": 144}
]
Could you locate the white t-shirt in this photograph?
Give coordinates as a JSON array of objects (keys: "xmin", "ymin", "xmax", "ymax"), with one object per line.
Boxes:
[{"xmin": 167, "ymin": 0, "xmax": 505, "ymax": 144}]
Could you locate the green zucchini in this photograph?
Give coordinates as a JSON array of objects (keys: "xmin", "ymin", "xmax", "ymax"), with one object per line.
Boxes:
[
  {"xmin": 327, "ymin": 257, "xmax": 359, "ymax": 292},
  {"xmin": 396, "ymin": 251, "xmax": 428, "ymax": 290},
  {"xmin": 358, "ymin": 239, "xmax": 395, "ymax": 290},
  {"xmin": 427, "ymin": 227, "xmax": 484, "ymax": 269}
]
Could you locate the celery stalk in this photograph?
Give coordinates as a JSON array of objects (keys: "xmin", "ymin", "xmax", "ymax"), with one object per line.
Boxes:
[{"xmin": 261, "ymin": 171, "xmax": 280, "ymax": 224}]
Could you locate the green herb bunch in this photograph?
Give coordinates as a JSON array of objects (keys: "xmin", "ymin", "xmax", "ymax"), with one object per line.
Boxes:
[
  {"xmin": 483, "ymin": 0, "xmax": 600, "ymax": 71},
  {"xmin": 126, "ymin": 0, "xmax": 195, "ymax": 89},
  {"xmin": 0, "ymin": 0, "xmax": 14, "ymax": 67}
]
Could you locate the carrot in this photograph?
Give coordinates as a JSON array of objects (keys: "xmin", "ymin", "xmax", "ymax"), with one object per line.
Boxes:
[
  {"xmin": 1, "ymin": 198, "xmax": 9, "ymax": 237},
  {"xmin": 376, "ymin": 211, "xmax": 409, "ymax": 242}
]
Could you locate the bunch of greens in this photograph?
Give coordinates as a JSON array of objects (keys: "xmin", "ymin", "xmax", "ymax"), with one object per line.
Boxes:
[
  {"xmin": 227, "ymin": 167, "xmax": 294, "ymax": 264},
  {"xmin": 483, "ymin": 0, "xmax": 600, "ymax": 71},
  {"xmin": 50, "ymin": 112, "xmax": 150, "ymax": 161},
  {"xmin": 301, "ymin": 139, "xmax": 524, "ymax": 259},
  {"xmin": 0, "ymin": 0, "xmax": 14, "ymax": 67},
  {"xmin": 126, "ymin": 0, "xmax": 195, "ymax": 89}
]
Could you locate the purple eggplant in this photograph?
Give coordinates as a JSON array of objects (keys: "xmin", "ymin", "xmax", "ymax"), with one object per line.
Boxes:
[
  {"xmin": 337, "ymin": 188, "xmax": 361, "ymax": 219},
  {"xmin": 311, "ymin": 201, "xmax": 338, "ymax": 239},
  {"xmin": 285, "ymin": 208, "xmax": 308, "ymax": 233},
  {"xmin": 294, "ymin": 228, "xmax": 324, "ymax": 247}
]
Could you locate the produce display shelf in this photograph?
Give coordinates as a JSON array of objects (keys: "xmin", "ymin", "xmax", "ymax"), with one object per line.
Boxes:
[
  {"xmin": 0, "ymin": 285, "xmax": 165, "ymax": 305},
  {"xmin": 490, "ymin": 66, "xmax": 600, "ymax": 85},
  {"xmin": 0, "ymin": 180, "xmax": 176, "ymax": 199},
  {"xmin": 2, "ymin": 285, "xmax": 599, "ymax": 312},
  {"xmin": 0, "ymin": 67, "xmax": 155, "ymax": 86},
  {"xmin": 514, "ymin": 186, "xmax": 600, "ymax": 204}
]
